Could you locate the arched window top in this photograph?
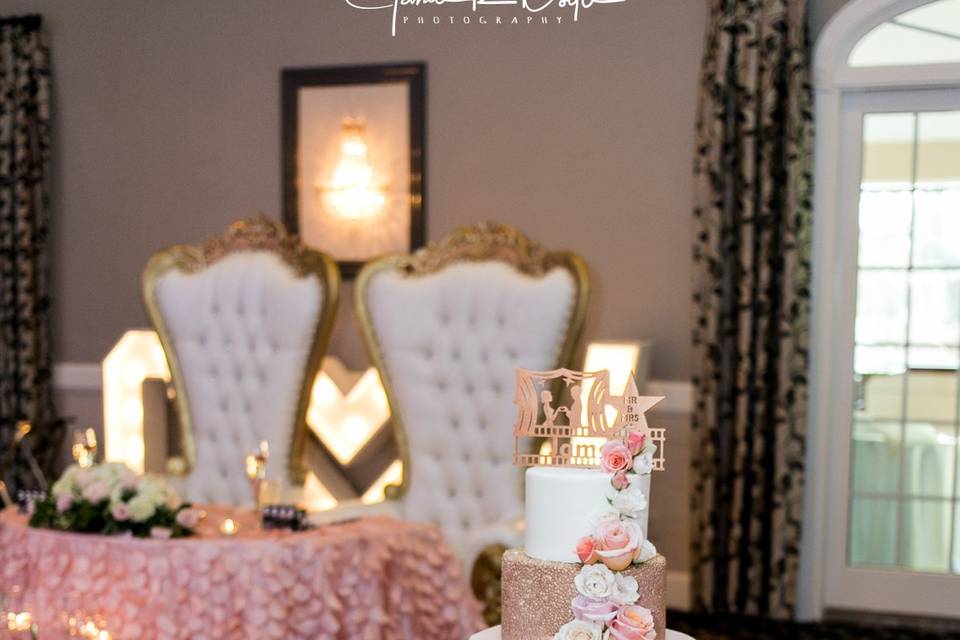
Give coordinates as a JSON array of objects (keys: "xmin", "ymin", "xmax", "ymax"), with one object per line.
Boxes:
[{"xmin": 849, "ymin": 0, "xmax": 960, "ymax": 67}]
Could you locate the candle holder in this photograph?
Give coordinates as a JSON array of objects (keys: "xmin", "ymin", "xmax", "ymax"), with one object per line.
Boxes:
[
  {"xmin": 220, "ymin": 517, "xmax": 239, "ymax": 537},
  {"xmin": 2, "ymin": 586, "xmax": 37, "ymax": 639},
  {"xmin": 71, "ymin": 428, "xmax": 98, "ymax": 469},
  {"xmin": 244, "ymin": 440, "xmax": 269, "ymax": 509}
]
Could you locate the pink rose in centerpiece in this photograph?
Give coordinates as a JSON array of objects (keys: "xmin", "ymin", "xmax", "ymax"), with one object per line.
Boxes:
[
  {"xmin": 611, "ymin": 471, "xmax": 630, "ymax": 491},
  {"xmin": 56, "ymin": 493, "xmax": 73, "ymax": 513},
  {"xmin": 600, "ymin": 441, "xmax": 633, "ymax": 474},
  {"xmin": 570, "ymin": 595, "xmax": 618, "ymax": 624},
  {"xmin": 593, "ymin": 519, "xmax": 643, "ymax": 571},
  {"xmin": 150, "ymin": 527, "xmax": 172, "ymax": 539},
  {"xmin": 175, "ymin": 507, "xmax": 199, "ymax": 529},
  {"xmin": 81, "ymin": 480, "xmax": 111, "ymax": 504},
  {"xmin": 606, "ymin": 604, "xmax": 656, "ymax": 640},
  {"xmin": 111, "ymin": 502, "xmax": 131, "ymax": 522},
  {"xmin": 120, "ymin": 469, "xmax": 139, "ymax": 491},
  {"xmin": 626, "ymin": 431, "xmax": 646, "ymax": 456},
  {"xmin": 576, "ymin": 536, "xmax": 598, "ymax": 564}
]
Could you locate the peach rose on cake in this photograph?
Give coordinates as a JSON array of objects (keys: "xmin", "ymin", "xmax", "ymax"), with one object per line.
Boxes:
[
  {"xmin": 592, "ymin": 519, "xmax": 644, "ymax": 571},
  {"xmin": 553, "ymin": 619, "xmax": 604, "ymax": 640},
  {"xmin": 576, "ymin": 535, "xmax": 598, "ymax": 564},
  {"xmin": 600, "ymin": 441, "xmax": 633, "ymax": 474},
  {"xmin": 606, "ymin": 605, "xmax": 656, "ymax": 640}
]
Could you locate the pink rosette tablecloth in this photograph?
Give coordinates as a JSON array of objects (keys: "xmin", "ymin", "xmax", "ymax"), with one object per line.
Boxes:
[{"xmin": 0, "ymin": 508, "xmax": 482, "ymax": 639}]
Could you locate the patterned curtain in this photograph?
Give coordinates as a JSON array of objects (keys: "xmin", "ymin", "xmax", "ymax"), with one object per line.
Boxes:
[
  {"xmin": 690, "ymin": 0, "xmax": 813, "ymax": 619},
  {"xmin": 0, "ymin": 15, "xmax": 59, "ymax": 492}
]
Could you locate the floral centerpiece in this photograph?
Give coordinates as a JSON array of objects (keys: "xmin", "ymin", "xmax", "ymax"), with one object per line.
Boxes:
[
  {"xmin": 554, "ymin": 433, "xmax": 659, "ymax": 640},
  {"xmin": 29, "ymin": 463, "xmax": 200, "ymax": 539}
]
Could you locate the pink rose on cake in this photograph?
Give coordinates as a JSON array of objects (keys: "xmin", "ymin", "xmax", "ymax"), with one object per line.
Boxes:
[
  {"xmin": 611, "ymin": 471, "xmax": 630, "ymax": 491},
  {"xmin": 592, "ymin": 519, "xmax": 644, "ymax": 571},
  {"xmin": 553, "ymin": 619, "xmax": 604, "ymax": 640},
  {"xmin": 606, "ymin": 605, "xmax": 657, "ymax": 640},
  {"xmin": 600, "ymin": 441, "xmax": 633, "ymax": 475},
  {"xmin": 571, "ymin": 596, "xmax": 618, "ymax": 624},
  {"xmin": 626, "ymin": 431, "xmax": 646, "ymax": 456}
]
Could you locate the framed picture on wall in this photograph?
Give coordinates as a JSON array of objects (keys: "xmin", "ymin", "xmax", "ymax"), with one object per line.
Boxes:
[{"xmin": 282, "ymin": 62, "xmax": 426, "ymax": 278}]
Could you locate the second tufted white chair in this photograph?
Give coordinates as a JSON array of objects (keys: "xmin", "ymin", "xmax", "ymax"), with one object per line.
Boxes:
[
  {"xmin": 355, "ymin": 222, "xmax": 590, "ymax": 572},
  {"xmin": 141, "ymin": 217, "xmax": 339, "ymax": 506}
]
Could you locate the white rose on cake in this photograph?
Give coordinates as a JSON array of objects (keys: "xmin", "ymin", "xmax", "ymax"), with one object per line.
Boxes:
[
  {"xmin": 610, "ymin": 573, "xmax": 641, "ymax": 605},
  {"xmin": 610, "ymin": 482, "xmax": 647, "ymax": 519},
  {"xmin": 636, "ymin": 539, "xmax": 657, "ymax": 564},
  {"xmin": 553, "ymin": 619, "xmax": 603, "ymax": 640},
  {"xmin": 633, "ymin": 444, "xmax": 657, "ymax": 475},
  {"xmin": 574, "ymin": 564, "xmax": 616, "ymax": 601}
]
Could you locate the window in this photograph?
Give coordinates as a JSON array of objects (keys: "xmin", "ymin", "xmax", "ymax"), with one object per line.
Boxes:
[
  {"xmin": 850, "ymin": 110, "xmax": 960, "ymax": 573},
  {"xmin": 850, "ymin": 0, "xmax": 960, "ymax": 67}
]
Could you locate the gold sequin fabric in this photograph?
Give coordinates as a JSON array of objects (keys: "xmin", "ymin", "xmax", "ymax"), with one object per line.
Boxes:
[{"xmin": 500, "ymin": 549, "xmax": 666, "ymax": 640}]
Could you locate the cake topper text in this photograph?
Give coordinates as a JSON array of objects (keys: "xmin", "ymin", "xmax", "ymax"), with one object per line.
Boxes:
[{"xmin": 512, "ymin": 368, "xmax": 666, "ymax": 470}]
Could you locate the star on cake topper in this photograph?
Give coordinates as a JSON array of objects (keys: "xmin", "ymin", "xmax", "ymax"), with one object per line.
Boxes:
[{"xmin": 512, "ymin": 367, "xmax": 666, "ymax": 470}]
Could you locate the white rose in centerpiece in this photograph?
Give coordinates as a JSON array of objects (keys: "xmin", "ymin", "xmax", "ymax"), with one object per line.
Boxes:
[
  {"xmin": 610, "ymin": 573, "xmax": 640, "ymax": 605},
  {"xmin": 128, "ymin": 494, "xmax": 157, "ymax": 522},
  {"xmin": 574, "ymin": 564, "xmax": 616, "ymax": 601},
  {"xmin": 553, "ymin": 619, "xmax": 603, "ymax": 640},
  {"xmin": 611, "ymin": 483, "xmax": 647, "ymax": 519}
]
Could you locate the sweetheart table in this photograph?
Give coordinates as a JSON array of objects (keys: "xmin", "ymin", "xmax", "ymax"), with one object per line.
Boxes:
[{"xmin": 0, "ymin": 507, "xmax": 482, "ymax": 639}]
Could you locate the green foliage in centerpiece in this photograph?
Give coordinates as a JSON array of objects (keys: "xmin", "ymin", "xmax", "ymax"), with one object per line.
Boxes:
[{"xmin": 29, "ymin": 463, "xmax": 199, "ymax": 539}]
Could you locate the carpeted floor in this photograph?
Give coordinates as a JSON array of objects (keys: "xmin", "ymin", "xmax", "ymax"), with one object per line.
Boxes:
[{"xmin": 668, "ymin": 611, "xmax": 960, "ymax": 639}]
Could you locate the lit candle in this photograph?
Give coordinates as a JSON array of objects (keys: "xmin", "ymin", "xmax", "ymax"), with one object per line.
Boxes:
[
  {"xmin": 6, "ymin": 610, "xmax": 33, "ymax": 631},
  {"xmin": 220, "ymin": 518, "xmax": 238, "ymax": 536}
]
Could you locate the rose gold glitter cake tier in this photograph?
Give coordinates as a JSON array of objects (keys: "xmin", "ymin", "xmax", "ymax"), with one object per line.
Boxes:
[{"xmin": 500, "ymin": 550, "xmax": 666, "ymax": 640}]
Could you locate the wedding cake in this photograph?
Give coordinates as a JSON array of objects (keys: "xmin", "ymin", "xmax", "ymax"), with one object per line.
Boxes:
[{"xmin": 499, "ymin": 368, "xmax": 666, "ymax": 640}]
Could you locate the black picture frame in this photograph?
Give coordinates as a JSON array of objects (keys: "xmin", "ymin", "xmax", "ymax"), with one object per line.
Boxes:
[{"xmin": 282, "ymin": 62, "xmax": 427, "ymax": 278}]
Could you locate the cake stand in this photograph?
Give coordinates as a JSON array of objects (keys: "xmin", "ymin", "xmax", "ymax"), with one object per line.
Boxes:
[{"xmin": 470, "ymin": 626, "xmax": 695, "ymax": 639}]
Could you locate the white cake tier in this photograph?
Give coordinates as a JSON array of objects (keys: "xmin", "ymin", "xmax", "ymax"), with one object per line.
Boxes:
[{"xmin": 524, "ymin": 466, "xmax": 651, "ymax": 563}]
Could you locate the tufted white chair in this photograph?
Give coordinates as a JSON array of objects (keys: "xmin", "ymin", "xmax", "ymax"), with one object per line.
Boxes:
[
  {"xmin": 355, "ymin": 222, "xmax": 590, "ymax": 572},
  {"xmin": 141, "ymin": 216, "xmax": 339, "ymax": 506}
]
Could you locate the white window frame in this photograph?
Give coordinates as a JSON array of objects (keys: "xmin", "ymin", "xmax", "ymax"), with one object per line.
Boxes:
[{"xmin": 802, "ymin": 0, "xmax": 960, "ymax": 621}]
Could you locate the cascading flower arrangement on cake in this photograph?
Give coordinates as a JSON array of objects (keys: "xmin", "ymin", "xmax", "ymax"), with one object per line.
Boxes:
[
  {"xmin": 556, "ymin": 434, "xmax": 659, "ymax": 640},
  {"xmin": 502, "ymin": 367, "xmax": 668, "ymax": 640},
  {"xmin": 28, "ymin": 462, "xmax": 200, "ymax": 539}
]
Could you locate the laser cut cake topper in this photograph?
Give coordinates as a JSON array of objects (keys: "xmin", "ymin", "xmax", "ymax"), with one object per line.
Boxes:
[{"xmin": 512, "ymin": 367, "xmax": 666, "ymax": 470}]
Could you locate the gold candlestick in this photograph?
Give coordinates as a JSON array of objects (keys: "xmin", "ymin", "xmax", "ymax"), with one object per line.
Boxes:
[{"xmin": 244, "ymin": 440, "xmax": 269, "ymax": 509}]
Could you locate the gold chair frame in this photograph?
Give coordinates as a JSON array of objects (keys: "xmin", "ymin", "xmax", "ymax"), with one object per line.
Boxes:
[
  {"xmin": 141, "ymin": 215, "xmax": 340, "ymax": 485},
  {"xmin": 354, "ymin": 221, "xmax": 591, "ymax": 499}
]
